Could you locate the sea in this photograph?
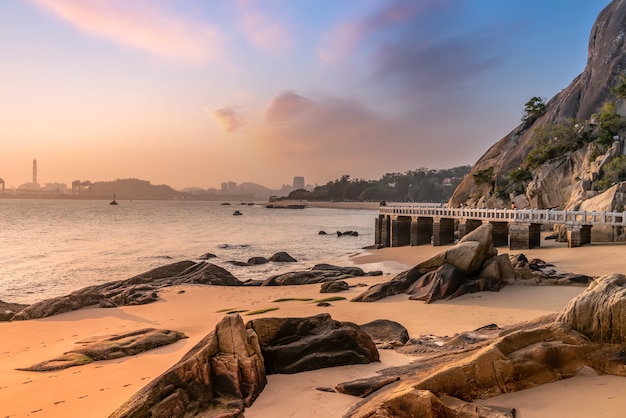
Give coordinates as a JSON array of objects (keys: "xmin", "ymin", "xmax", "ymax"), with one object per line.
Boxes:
[{"xmin": 0, "ymin": 199, "xmax": 399, "ymax": 305}]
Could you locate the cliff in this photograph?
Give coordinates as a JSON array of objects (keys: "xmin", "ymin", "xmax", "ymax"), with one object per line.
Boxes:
[{"xmin": 449, "ymin": 0, "xmax": 626, "ymax": 221}]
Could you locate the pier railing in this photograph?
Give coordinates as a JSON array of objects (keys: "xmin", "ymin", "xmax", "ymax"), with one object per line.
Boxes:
[{"xmin": 379, "ymin": 204, "xmax": 626, "ymax": 226}]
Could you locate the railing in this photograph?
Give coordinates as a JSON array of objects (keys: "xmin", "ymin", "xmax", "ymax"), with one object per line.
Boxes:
[{"xmin": 379, "ymin": 204, "xmax": 626, "ymax": 226}]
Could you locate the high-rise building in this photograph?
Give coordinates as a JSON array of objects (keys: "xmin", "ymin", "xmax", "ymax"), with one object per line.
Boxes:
[
  {"xmin": 293, "ymin": 176, "xmax": 305, "ymax": 190},
  {"xmin": 32, "ymin": 159, "xmax": 38, "ymax": 185}
]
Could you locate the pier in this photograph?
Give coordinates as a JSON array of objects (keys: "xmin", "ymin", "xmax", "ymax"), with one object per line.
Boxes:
[{"xmin": 376, "ymin": 204, "xmax": 626, "ymax": 249}]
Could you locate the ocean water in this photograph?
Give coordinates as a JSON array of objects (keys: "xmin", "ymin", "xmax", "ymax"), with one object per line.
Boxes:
[{"xmin": 0, "ymin": 199, "xmax": 387, "ymax": 304}]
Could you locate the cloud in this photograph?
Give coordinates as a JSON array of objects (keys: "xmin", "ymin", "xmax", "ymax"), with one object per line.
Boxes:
[
  {"xmin": 211, "ymin": 106, "xmax": 245, "ymax": 133},
  {"xmin": 236, "ymin": 0, "xmax": 292, "ymax": 54},
  {"xmin": 28, "ymin": 0, "xmax": 222, "ymax": 63},
  {"xmin": 263, "ymin": 91, "xmax": 400, "ymax": 157},
  {"xmin": 318, "ymin": 0, "xmax": 443, "ymax": 64},
  {"xmin": 317, "ymin": 0, "xmax": 509, "ymax": 110}
]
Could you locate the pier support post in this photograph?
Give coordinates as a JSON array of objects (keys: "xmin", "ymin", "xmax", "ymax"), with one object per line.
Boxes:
[
  {"xmin": 411, "ymin": 217, "xmax": 433, "ymax": 245},
  {"xmin": 458, "ymin": 219, "xmax": 482, "ymax": 240},
  {"xmin": 432, "ymin": 217, "xmax": 455, "ymax": 246},
  {"xmin": 509, "ymin": 223, "xmax": 541, "ymax": 250},
  {"xmin": 489, "ymin": 221, "xmax": 510, "ymax": 247},
  {"xmin": 567, "ymin": 224, "xmax": 592, "ymax": 247},
  {"xmin": 391, "ymin": 216, "xmax": 411, "ymax": 247},
  {"xmin": 376, "ymin": 215, "xmax": 391, "ymax": 247}
]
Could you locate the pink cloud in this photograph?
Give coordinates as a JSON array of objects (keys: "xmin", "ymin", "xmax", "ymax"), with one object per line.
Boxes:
[
  {"xmin": 211, "ymin": 106, "xmax": 245, "ymax": 133},
  {"xmin": 28, "ymin": 0, "xmax": 222, "ymax": 64},
  {"xmin": 236, "ymin": 0, "xmax": 292, "ymax": 54}
]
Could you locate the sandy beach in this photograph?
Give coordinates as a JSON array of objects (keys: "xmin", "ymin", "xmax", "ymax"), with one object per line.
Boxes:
[{"xmin": 2, "ymin": 235, "xmax": 626, "ymax": 417}]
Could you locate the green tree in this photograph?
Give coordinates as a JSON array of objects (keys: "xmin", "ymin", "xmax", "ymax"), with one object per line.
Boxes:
[{"xmin": 522, "ymin": 96, "xmax": 547, "ymax": 124}]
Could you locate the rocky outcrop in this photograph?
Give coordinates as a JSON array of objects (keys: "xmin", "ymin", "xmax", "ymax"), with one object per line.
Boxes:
[
  {"xmin": 557, "ymin": 273, "xmax": 626, "ymax": 343},
  {"xmin": 246, "ymin": 313, "xmax": 379, "ymax": 374},
  {"xmin": 262, "ymin": 264, "xmax": 377, "ymax": 286},
  {"xmin": 450, "ymin": 0, "xmax": 626, "ymax": 213},
  {"xmin": 344, "ymin": 274, "xmax": 626, "ymax": 417},
  {"xmin": 353, "ymin": 224, "xmax": 506, "ymax": 303},
  {"xmin": 110, "ymin": 314, "xmax": 266, "ymax": 418},
  {"xmin": 354, "ymin": 224, "xmax": 591, "ymax": 304},
  {"xmin": 320, "ymin": 280, "xmax": 350, "ymax": 293},
  {"xmin": 0, "ymin": 299, "xmax": 28, "ymax": 321},
  {"xmin": 18, "ymin": 328, "xmax": 187, "ymax": 372},
  {"xmin": 12, "ymin": 261, "xmax": 243, "ymax": 321}
]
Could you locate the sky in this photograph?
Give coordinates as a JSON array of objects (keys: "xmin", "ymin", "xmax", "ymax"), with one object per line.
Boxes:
[{"xmin": 0, "ymin": 0, "xmax": 612, "ymax": 190}]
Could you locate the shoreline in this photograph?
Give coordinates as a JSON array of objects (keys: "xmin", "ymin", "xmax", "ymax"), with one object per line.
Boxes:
[{"xmin": 2, "ymin": 240, "xmax": 626, "ymax": 416}]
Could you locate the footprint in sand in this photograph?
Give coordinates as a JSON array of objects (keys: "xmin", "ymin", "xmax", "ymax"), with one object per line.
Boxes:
[
  {"xmin": 22, "ymin": 380, "xmax": 33, "ymax": 385},
  {"xmin": 99, "ymin": 387, "xmax": 109, "ymax": 391},
  {"xmin": 53, "ymin": 400, "xmax": 65, "ymax": 405},
  {"xmin": 123, "ymin": 383, "xmax": 132, "ymax": 387},
  {"xmin": 95, "ymin": 365, "xmax": 104, "ymax": 369},
  {"xmin": 47, "ymin": 375, "xmax": 58, "ymax": 379},
  {"xmin": 72, "ymin": 370, "xmax": 81, "ymax": 375},
  {"xmin": 140, "ymin": 377, "xmax": 150, "ymax": 381},
  {"xmin": 30, "ymin": 409, "xmax": 43, "ymax": 413},
  {"xmin": 78, "ymin": 395, "xmax": 88, "ymax": 399}
]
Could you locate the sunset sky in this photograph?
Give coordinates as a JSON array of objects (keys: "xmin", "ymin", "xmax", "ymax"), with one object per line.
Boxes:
[{"xmin": 1, "ymin": 0, "xmax": 611, "ymax": 190}]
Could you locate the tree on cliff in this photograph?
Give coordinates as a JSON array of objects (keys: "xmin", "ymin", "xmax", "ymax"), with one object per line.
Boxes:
[{"xmin": 521, "ymin": 96, "xmax": 546, "ymax": 124}]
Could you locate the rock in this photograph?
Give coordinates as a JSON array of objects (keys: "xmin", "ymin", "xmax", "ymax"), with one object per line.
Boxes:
[
  {"xmin": 337, "ymin": 230, "xmax": 359, "ymax": 237},
  {"xmin": 19, "ymin": 328, "xmax": 187, "ymax": 371},
  {"xmin": 558, "ymin": 274, "xmax": 626, "ymax": 343},
  {"xmin": 312, "ymin": 264, "xmax": 365, "ymax": 276},
  {"xmin": 445, "ymin": 224, "xmax": 496, "ymax": 275},
  {"xmin": 360, "ymin": 319, "xmax": 410, "ymax": 348},
  {"xmin": 0, "ymin": 299, "xmax": 28, "ymax": 322},
  {"xmin": 246, "ymin": 313, "xmax": 379, "ymax": 374},
  {"xmin": 12, "ymin": 261, "xmax": 244, "ymax": 321},
  {"xmin": 269, "ymin": 251, "xmax": 297, "ymax": 262},
  {"xmin": 335, "ymin": 375, "xmax": 400, "ymax": 397},
  {"xmin": 319, "ymin": 230, "xmax": 327, "ymax": 235},
  {"xmin": 110, "ymin": 314, "xmax": 266, "ymax": 418},
  {"xmin": 198, "ymin": 252, "xmax": 217, "ymax": 260},
  {"xmin": 228, "ymin": 260, "xmax": 251, "ymax": 267},
  {"xmin": 406, "ymin": 264, "xmax": 466, "ymax": 303},
  {"xmin": 320, "ymin": 280, "xmax": 349, "ymax": 293},
  {"xmin": 247, "ymin": 257, "xmax": 269, "ymax": 265},
  {"xmin": 263, "ymin": 264, "xmax": 367, "ymax": 286}
]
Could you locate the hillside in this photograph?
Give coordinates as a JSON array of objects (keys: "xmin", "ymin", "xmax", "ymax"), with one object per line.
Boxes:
[{"xmin": 450, "ymin": 0, "xmax": 626, "ymax": 228}]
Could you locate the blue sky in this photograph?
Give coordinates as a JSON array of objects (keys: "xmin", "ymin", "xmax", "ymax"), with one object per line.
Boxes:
[{"xmin": 0, "ymin": 0, "xmax": 612, "ymax": 190}]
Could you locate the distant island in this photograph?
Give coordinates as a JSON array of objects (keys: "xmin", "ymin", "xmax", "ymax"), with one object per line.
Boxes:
[{"xmin": 0, "ymin": 166, "xmax": 471, "ymax": 203}]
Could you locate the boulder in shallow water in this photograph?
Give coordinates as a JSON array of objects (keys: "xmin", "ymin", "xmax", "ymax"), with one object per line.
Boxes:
[{"xmin": 269, "ymin": 251, "xmax": 297, "ymax": 262}]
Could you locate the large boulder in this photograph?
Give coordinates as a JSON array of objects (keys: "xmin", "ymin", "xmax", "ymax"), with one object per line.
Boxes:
[
  {"xmin": 110, "ymin": 314, "xmax": 266, "ymax": 418},
  {"xmin": 353, "ymin": 224, "xmax": 508, "ymax": 303},
  {"xmin": 557, "ymin": 273, "xmax": 626, "ymax": 343},
  {"xmin": 246, "ymin": 313, "xmax": 379, "ymax": 374},
  {"xmin": 359, "ymin": 319, "xmax": 409, "ymax": 348}
]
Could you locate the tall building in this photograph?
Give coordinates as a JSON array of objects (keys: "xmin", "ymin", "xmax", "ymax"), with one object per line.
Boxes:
[
  {"xmin": 228, "ymin": 181, "xmax": 237, "ymax": 193},
  {"xmin": 32, "ymin": 159, "xmax": 38, "ymax": 185},
  {"xmin": 293, "ymin": 176, "xmax": 305, "ymax": 190}
]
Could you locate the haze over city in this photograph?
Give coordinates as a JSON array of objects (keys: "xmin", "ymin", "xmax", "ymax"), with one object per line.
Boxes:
[{"xmin": 1, "ymin": 0, "xmax": 610, "ymax": 190}]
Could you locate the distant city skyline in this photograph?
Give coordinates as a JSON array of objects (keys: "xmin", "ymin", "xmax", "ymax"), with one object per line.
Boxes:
[{"xmin": 0, "ymin": 1, "xmax": 611, "ymax": 190}]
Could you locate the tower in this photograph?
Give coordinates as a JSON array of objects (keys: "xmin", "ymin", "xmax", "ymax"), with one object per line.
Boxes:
[{"xmin": 32, "ymin": 159, "xmax": 37, "ymax": 185}]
